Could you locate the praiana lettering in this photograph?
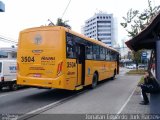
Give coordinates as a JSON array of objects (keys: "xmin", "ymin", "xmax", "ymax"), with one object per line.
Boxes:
[{"xmin": 41, "ymin": 57, "xmax": 55, "ymax": 61}]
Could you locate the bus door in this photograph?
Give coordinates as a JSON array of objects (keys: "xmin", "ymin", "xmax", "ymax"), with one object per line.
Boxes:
[{"xmin": 76, "ymin": 44, "xmax": 85, "ymax": 86}]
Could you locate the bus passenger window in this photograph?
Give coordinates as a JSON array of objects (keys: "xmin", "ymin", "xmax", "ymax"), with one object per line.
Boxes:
[
  {"xmin": 110, "ymin": 51, "xmax": 116, "ymax": 61},
  {"xmin": 106, "ymin": 49, "xmax": 110, "ymax": 61},
  {"xmin": 66, "ymin": 33, "xmax": 76, "ymax": 58},
  {"xmin": 86, "ymin": 43, "xmax": 93, "ymax": 59},
  {"xmin": 93, "ymin": 45, "xmax": 100, "ymax": 60},
  {"xmin": 100, "ymin": 47, "xmax": 105, "ymax": 60},
  {"xmin": 112, "ymin": 52, "xmax": 117, "ymax": 61},
  {"xmin": 110, "ymin": 51, "xmax": 113, "ymax": 61},
  {"xmin": 67, "ymin": 47, "xmax": 74, "ymax": 58}
]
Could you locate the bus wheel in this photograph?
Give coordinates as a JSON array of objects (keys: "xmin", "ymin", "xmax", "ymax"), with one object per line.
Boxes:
[
  {"xmin": 10, "ymin": 82, "xmax": 18, "ymax": 91},
  {"xmin": 0, "ymin": 86, "xmax": 2, "ymax": 91},
  {"xmin": 111, "ymin": 70, "xmax": 116, "ymax": 80},
  {"xmin": 91, "ymin": 73, "xmax": 98, "ymax": 89}
]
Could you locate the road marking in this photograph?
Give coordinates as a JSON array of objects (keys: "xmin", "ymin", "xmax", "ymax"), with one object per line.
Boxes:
[
  {"xmin": 0, "ymin": 88, "xmax": 37, "ymax": 98},
  {"xmin": 18, "ymin": 90, "xmax": 87, "ymax": 120},
  {"xmin": 26, "ymin": 98, "xmax": 70, "ymax": 114},
  {"xmin": 117, "ymin": 87, "xmax": 137, "ymax": 114},
  {"xmin": 28, "ymin": 91, "xmax": 85, "ymax": 114},
  {"xmin": 0, "ymin": 94, "xmax": 10, "ymax": 98}
]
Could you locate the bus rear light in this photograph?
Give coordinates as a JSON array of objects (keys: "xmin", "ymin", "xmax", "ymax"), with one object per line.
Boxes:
[{"xmin": 57, "ymin": 61, "xmax": 63, "ymax": 76}]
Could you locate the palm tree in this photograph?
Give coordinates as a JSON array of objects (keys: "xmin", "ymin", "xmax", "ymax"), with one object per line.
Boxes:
[{"xmin": 48, "ymin": 18, "xmax": 71, "ymax": 29}]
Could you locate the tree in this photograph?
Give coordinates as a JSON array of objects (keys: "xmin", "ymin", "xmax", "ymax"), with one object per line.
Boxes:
[
  {"xmin": 121, "ymin": 0, "xmax": 160, "ymax": 69},
  {"xmin": 121, "ymin": 0, "xmax": 160, "ymax": 37},
  {"xmin": 48, "ymin": 18, "xmax": 71, "ymax": 29}
]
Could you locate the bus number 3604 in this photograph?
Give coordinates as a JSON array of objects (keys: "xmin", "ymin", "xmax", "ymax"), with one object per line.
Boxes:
[{"xmin": 21, "ymin": 56, "xmax": 35, "ymax": 62}]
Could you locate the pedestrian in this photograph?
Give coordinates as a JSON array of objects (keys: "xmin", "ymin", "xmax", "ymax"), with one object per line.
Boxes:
[{"xmin": 139, "ymin": 71, "xmax": 160, "ymax": 105}]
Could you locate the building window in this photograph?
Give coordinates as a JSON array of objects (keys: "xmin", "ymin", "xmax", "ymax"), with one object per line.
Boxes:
[{"xmin": 97, "ymin": 21, "xmax": 111, "ymax": 23}]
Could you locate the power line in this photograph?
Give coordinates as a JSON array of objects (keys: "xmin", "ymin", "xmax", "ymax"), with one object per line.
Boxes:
[
  {"xmin": 115, "ymin": 47, "xmax": 128, "ymax": 49},
  {"xmin": 61, "ymin": 0, "xmax": 72, "ymax": 18},
  {"xmin": 0, "ymin": 35, "xmax": 17, "ymax": 44}
]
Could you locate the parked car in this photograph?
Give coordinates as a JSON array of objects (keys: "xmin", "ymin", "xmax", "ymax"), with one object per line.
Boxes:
[
  {"xmin": 138, "ymin": 64, "xmax": 147, "ymax": 69},
  {"xmin": 0, "ymin": 59, "xmax": 18, "ymax": 91},
  {"xmin": 126, "ymin": 64, "xmax": 136, "ymax": 69}
]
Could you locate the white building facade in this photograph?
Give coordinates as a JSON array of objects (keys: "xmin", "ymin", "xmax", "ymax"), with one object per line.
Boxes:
[
  {"xmin": 0, "ymin": 47, "xmax": 17, "ymax": 59},
  {"xmin": 82, "ymin": 12, "xmax": 116, "ymax": 47}
]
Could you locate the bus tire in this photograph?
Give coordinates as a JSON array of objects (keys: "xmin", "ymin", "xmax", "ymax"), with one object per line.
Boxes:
[
  {"xmin": 111, "ymin": 69, "xmax": 116, "ymax": 80},
  {"xmin": 91, "ymin": 73, "xmax": 98, "ymax": 89},
  {"xmin": 0, "ymin": 86, "xmax": 2, "ymax": 91},
  {"xmin": 10, "ymin": 82, "xmax": 18, "ymax": 91}
]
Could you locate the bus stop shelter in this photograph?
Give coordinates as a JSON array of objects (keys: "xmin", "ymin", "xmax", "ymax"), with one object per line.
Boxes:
[
  {"xmin": 125, "ymin": 12, "xmax": 160, "ymax": 84},
  {"xmin": 125, "ymin": 12, "xmax": 160, "ymax": 113}
]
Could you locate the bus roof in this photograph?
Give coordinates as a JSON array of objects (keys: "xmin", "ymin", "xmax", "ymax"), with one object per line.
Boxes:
[{"xmin": 20, "ymin": 26, "xmax": 119, "ymax": 54}]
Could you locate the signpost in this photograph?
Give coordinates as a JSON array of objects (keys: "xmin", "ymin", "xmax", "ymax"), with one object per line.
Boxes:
[{"xmin": 141, "ymin": 52, "xmax": 147, "ymax": 63}]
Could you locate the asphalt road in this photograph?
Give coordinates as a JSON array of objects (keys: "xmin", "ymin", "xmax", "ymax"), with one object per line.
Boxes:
[
  {"xmin": 0, "ymin": 88, "xmax": 78, "ymax": 114},
  {"xmin": 0, "ymin": 67, "xmax": 141, "ymax": 118}
]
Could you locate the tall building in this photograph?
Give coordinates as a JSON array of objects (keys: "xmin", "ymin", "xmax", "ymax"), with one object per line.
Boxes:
[{"xmin": 82, "ymin": 12, "xmax": 116, "ymax": 47}]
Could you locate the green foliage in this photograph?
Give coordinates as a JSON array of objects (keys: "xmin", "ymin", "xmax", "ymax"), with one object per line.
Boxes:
[
  {"xmin": 121, "ymin": 0, "xmax": 160, "ymax": 68},
  {"xmin": 138, "ymin": 76, "xmax": 145, "ymax": 86},
  {"xmin": 126, "ymin": 69, "xmax": 146, "ymax": 75},
  {"xmin": 48, "ymin": 18, "xmax": 71, "ymax": 29},
  {"xmin": 56, "ymin": 18, "xmax": 71, "ymax": 29},
  {"xmin": 121, "ymin": 0, "xmax": 160, "ymax": 38},
  {"xmin": 131, "ymin": 50, "xmax": 143, "ymax": 63}
]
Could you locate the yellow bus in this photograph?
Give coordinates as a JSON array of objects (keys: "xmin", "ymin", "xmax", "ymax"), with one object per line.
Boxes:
[{"xmin": 17, "ymin": 26, "xmax": 119, "ymax": 90}]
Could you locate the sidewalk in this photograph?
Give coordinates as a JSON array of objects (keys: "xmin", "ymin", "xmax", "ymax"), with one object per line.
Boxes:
[
  {"xmin": 121, "ymin": 69, "xmax": 160, "ymax": 115},
  {"xmin": 121, "ymin": 87, "xmax": 150, "ymax": 114}
]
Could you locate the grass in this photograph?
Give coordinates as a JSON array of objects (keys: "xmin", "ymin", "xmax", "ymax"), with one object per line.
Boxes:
[
  {"xmin": 126, "ymin": 69, "xmax": 146, "ymax": 75},
  {"xmin": 135, "ymin": 76, "xmax": 145, "ymax": 94},
  {"xmin": 127, "ymin": 69, "xmax": 145, "ymax": 93},
  {"xmin": 124, "ymin": 69, "xmax": 147, "ymax": 94},
  {"xmin": 138, "ymin": 76, "xmax": 144, "ymax": 86}
]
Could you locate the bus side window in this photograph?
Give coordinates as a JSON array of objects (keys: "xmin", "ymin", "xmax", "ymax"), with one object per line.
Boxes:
[
  {"xmin": 67, "ymin": 46, "xmax": 74, "ymax": 58},
  {"xmin": 112, "ymin": 52, "xmax": 117, "ymax": 61},
  {"xmin": 110, "ymin": 51, "xmax": 116, "ymax": 61},
  {"xmin": 86, "ymin": 43, "xmax": 93, "ymax": 59},
  {"xmin": 100, "ymin": 47, "xmax": 105, "ymax": 60},
  {"xmin": 66, "ymin": 33, "xmax": 76, "ymax": 58},
  {"xmin": 93, "ymin": 45, "xmax": 100, "ymax": 60},
  {"xmin": 106, "ymin": 49, "xmax": 110, "ymax": 60}
]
